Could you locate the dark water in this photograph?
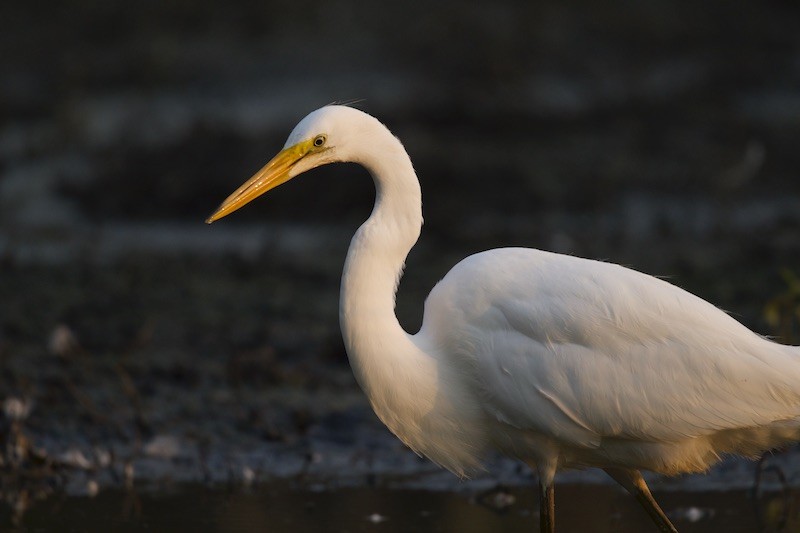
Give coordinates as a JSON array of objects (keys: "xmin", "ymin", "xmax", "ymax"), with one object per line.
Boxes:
[{"xmin": 4, "ymin": 483, "xmax": 797, "ymax": 533}]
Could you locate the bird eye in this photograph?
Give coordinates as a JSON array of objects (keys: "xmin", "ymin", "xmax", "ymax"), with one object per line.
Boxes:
[{"xmin": 313, "ymin": 135, "xmax": 326, "ymax": 147}]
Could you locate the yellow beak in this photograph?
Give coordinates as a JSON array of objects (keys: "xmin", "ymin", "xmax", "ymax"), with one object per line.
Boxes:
[{"xmin": 206, "ymin": 139, "xmax": 313, "ymax": 223}]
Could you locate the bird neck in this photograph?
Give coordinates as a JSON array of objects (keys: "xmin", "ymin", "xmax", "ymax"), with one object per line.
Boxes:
[
  {"xmin": 339, "ymin": 132, "xmax": 423, "ymax": 390},
  {"xmin": 335, "ymin": 125, "xmax": 486, "ymax": 477}
]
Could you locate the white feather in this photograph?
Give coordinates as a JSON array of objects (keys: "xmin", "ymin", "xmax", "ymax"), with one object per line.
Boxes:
[{"xmin": 208, "ymin": 105, "xmax": 800, "ymax": 530}]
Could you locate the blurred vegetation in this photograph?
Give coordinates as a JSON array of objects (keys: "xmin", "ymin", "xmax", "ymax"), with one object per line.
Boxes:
[{"xmin": 763, "ymin": 269, "xmax": 800, "ymax": 345}]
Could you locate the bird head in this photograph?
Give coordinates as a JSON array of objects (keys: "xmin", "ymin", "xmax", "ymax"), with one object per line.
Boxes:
[{"xmin": 206, "ymin": 105, "xmax": 371, "ymax": 223}]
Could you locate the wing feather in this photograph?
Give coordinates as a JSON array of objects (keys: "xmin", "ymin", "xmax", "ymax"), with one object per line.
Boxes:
[{"xmin": 420, "ymin": 248, "xmax": 800, "ymax": 447}]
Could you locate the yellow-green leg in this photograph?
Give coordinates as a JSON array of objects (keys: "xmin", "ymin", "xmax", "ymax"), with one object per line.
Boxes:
[{"xmin": 604, "ymin": 468, "xmax": 678, "ymax": 533}]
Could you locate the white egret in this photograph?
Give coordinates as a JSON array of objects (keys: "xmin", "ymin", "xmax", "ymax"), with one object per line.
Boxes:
[{"xmin": 207, "ymin": 105, "xmax": 800, "ymax": 532}]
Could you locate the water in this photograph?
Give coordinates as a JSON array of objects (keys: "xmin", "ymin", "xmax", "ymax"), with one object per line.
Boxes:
[{"xmin": 4, "ymin": 483, "xmax": 795, "ymax": 532}]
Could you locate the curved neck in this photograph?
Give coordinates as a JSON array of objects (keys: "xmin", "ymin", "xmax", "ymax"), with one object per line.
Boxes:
[
  {"xmin": 339, "ymin": 131, "xmax": 423, "ymax": 389},
  {"xmin": 334, "ymin": 122, "xmax": 485, "ymax": 476}
]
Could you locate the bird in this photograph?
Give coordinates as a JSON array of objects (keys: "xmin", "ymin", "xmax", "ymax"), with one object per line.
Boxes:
[{"xmin": 207, "ymin": 105, "xmax": 800, "ymax": 532}]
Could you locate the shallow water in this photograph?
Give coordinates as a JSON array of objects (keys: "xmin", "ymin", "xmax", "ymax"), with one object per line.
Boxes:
[{"xmin": 4, "ymin": 483, "xmax": 797, "ymax": 533}]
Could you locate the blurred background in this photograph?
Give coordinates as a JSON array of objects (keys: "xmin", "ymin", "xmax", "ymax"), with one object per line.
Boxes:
[{"xmin": 2, "ymin": 0, "xmax": 800, "ymax": 530}]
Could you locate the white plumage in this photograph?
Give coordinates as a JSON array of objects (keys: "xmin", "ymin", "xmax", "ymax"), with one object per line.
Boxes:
[
  {"xmin": 422, "ymin": 248, "xmax": 800, "ymax": 469},
  {"xmin": 207, "ymin": 105, "xmax": 800, "ymax": 532}
]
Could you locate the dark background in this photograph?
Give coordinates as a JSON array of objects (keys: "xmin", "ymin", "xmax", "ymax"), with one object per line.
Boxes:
[{"xmin": 2, "ymin": 0, "xmax": 800, "ymax": 518}]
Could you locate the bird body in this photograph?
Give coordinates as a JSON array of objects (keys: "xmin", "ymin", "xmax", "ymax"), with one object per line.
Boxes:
[
  {"xmin": 207, "ymin": 105, "xmax": 800, "ymax": 532},
  {"xmin": 417, "ymin": 247, "xmax": 800, "ymax": 475}
]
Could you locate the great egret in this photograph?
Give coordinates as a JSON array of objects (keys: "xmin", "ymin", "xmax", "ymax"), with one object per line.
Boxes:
[{"xmin": 207, "ymin": 105, "xmax": 800, "ymax": 533}]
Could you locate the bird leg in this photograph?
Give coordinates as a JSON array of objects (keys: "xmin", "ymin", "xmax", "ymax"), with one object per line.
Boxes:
[
  {"xmin": 539, "ymin": 480, "xmax": 555, "ymax": 533},
  {"xmin": 604, "ymin": 468, "xmax": 678, "ymax": 533},
  {"xmin": 527, "ymin": 459, "xmax": 557, "ymax": 533}
]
